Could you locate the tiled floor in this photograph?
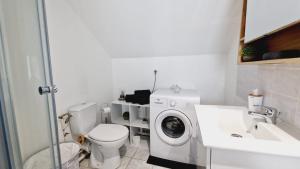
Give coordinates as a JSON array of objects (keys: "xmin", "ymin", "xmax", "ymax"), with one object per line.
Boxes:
[{"xmin": 80, "ymin": 139, "xmax": 169, "ymax": 169}]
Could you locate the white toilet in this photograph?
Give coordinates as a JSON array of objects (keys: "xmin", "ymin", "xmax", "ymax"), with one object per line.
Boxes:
[{"xmin": 68, "ymin": 102, "xmax": 129, "ymax": 169}]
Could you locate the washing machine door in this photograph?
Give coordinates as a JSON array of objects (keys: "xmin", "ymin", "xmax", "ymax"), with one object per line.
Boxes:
[{"xmin": 155, "ymin": 110, "xmax": 192, "ymax": 146}]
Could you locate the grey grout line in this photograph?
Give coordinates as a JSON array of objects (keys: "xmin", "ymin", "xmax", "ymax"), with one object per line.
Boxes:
[
  {"xmin": 132, "ymin": 147, "xmax": 138, "ymax": 157},
  {"xmin": 124, "ymin": 157, "xmax": 133, "ymax": 169},
  {"xmin": 124, "ymin": 147, "xmax": 143, "ymax": 169},
  {"xmin": 124, "ymin": 152, "xmax": 156, "ymax": 169}
]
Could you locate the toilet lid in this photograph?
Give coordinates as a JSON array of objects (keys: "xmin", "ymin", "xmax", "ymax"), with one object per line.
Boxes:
[{"xmin": 88, "ymin": 124, "xmax": 128, "ymax": 142}]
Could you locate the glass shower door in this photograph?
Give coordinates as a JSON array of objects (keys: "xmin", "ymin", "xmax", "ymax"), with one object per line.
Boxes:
[
  {"xmin": 0, "ymin": 0, "xmax": 61, "ymax": 168},
  {"xmin": 0, "ymin": 103, "xmax": 10, "ymax": 169}
]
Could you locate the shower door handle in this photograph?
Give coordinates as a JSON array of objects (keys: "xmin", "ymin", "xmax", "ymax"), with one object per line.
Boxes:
[{"xmin": 38, "ymin": 85, "xmax": 58, "ymax": 95}]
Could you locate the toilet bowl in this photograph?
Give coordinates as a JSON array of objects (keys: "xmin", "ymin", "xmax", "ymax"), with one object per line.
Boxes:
[
  {"xmin": 68, "ymin": 103, "xmax": 129, "ymax": 169},
  {"xmin": 87, "ymin": 124, "xmax": 129, "ymax": 169}
]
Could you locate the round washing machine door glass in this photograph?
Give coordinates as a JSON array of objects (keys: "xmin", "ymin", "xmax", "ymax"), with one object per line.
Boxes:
[{"xmin": 155, "ymin": 110, "xmax": 192, "ymax": 146}]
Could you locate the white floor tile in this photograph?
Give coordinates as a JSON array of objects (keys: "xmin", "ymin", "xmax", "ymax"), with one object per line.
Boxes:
[
  {"xmin": 117, "ymin": 157, "xmax": 131, "ymax": 169},
  {"xmin": 139, "ymin": 138, "xmax": 150, "ymax": 150},
  {"xmin": 124, "ymin": 145, "xmax": 138, "ymax": 157},
  {"xmin": 80, "ymin": 167, "xmax": 93, "ymax": 169},
  {"xmin": 80, "ymin": 165, "xmax": 93, "ymax": 169},
  {"xmin": 126, "ymin": 159, "xmax": 153, "ymax": 169},
  {"xmin": 133, "ymin": 148, "xmax": 149, "ymax": 161}
]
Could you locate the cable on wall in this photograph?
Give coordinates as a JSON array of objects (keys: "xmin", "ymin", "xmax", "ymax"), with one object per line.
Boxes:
[{"xmin": 151, "ymin": 70, "xmax": 158, "ymax": 93}]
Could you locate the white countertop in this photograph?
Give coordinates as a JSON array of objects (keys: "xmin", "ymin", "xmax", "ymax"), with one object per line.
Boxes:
[{"xmin": 195, "ymin": 105, "xmax": 300, "ymax": 158}]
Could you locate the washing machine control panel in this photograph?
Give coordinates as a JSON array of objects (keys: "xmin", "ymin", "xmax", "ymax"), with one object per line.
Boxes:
[
  {"xmin": 168, "ymin": 100, "xmax": 193, "ymax": 110},
  {"xmin": 169, "ymin": 100, "xmax": 186, "ymax": 109},
  {"xmin": 169, "ymin": 100, "xmax": 177, "ymax": 107},
  {"xmin": 151, "ymin": 97, "xmax": 193, "ymax": 110},
  {"xmin": 151, "ymin": 97, "xmax": 167, "ymax": 106}
]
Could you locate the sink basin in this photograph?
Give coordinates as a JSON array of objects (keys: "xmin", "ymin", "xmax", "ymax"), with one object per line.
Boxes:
[
  {"xmin": 217, "ymin": 106, "xmax": 297, "ymax": 142},
  {"xmin": 195, "ymin": 105, "xmax": 300, "ymax": 157}
]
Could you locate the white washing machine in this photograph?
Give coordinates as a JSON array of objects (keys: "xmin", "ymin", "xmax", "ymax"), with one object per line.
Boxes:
[{"xmin": 150, "ymin": 89, "xmax": 206, "ymax": 166}]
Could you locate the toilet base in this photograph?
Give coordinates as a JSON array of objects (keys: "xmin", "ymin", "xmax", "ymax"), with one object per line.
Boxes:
[{"xmin": 90, "ymin": 148, "xmax": 121, "ymax": 169}]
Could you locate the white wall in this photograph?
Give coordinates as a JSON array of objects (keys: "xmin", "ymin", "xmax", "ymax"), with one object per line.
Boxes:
[
  {"xmin": 112, "ymin": 55, "xmax": 227, "ymax": 104},
  {"xmin": 53, "ymin": 0, "xmax": 243, "ymax": 107},
  {"xmin": 224, "ymin": 16, "xmax": 247, "ymax": 106},
  {"xmin": 45, "ymin": 0, "xmax": 113, "ymax": 140},
  {"xmin": 66, "ymin": 0, "xmax": 242, "ymax": 58}
]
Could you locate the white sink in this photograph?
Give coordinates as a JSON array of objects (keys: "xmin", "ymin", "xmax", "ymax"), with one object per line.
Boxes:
[
  {"xmin": 217, "ymin": 106, "xmax": 296, "ymax": 142},
  {"xmin": 195, "ymin": 105, "xmax": 300, "ymax": 157}
]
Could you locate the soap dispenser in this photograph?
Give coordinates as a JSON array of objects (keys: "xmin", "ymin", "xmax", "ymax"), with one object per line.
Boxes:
[{"xmin": 248, "ymin": 89, "xmax": 264, "ymax": 112}]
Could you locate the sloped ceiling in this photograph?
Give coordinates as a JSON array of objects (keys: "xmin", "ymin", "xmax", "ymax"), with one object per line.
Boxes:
[{"xmin": 66, "ymin": 0, "xmax": 242, "ymax": 58}]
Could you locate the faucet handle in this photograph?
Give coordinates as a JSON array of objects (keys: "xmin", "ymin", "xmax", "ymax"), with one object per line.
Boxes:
[
  {"xmin": 248, "ymin": 106, "xmax": 280, "ymax": 124},
  {"xmin": 262, "ymin": 106, "xmax": 280, "ymax": 124},
  {"xmin": 262, "ymin": 106, "xmax": 278, "ymax": 116}
]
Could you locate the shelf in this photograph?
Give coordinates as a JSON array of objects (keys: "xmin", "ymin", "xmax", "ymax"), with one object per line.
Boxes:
[
  {"xmin": 111, "ymin": 100, "xmax": 150, "ymax": 128},
  {"xmin": 239, "ymin": 58, "xmax": 300, "ymax": 65},
  {"xmin": 112, "ymin": 100, "xmax": 149, "ymax": 108},
  {"xmin": 131, "ymin": 119, "xmax": 149, "ymax": 129},
  {"xmin": 237, "ymin": 0, "xmax": 300, "ymax": 65},
  {"xmin": 111, "ymin": 100, "xmax": 150, "ymax": 144},
  {"xmin": 111, "ymin": 117, "xmax": 129, "ymax": 126}
]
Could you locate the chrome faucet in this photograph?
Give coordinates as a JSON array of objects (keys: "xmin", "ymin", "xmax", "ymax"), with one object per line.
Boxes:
[{"xmin": 248, "ymin": 106, "xmax": 280, "ymax": 124}]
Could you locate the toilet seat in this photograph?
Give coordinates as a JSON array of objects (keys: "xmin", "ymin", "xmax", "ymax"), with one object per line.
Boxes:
[{"xmin": 88, "ymin": 124, "xmax": 128, "ymax": 142}]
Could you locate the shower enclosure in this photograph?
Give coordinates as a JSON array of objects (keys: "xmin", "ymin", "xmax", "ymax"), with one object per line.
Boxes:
[
  {"xmin": 0, "ymin": 103, "xmax": 11, "ymax": 169},
  {"xmin": 0, "ymin": 0, "xmax": 61, "ymax": 168}
]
